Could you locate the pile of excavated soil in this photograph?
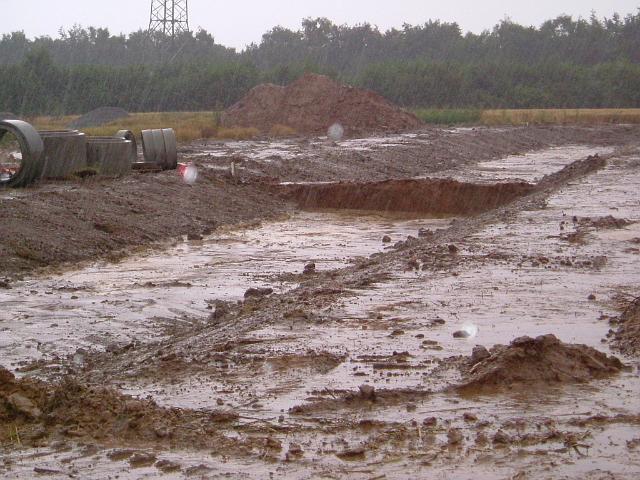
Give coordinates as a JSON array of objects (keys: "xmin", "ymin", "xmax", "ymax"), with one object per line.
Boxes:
[
  {"xmin": 69, "ymin": 107, "xmax": 129, "ymax": 129},
  {"xmin": 278, "ymin": 178, "xmax": 535, "ymax": 216},
  {"xmin": 0, "ymin": 366, "xmax": 242, "ymax": 451},
  {"xmin": 457, "ymin": 335, "xmax": 623, "ymax": 393},
  {"xmin": 221, "ymin": 73, "xmax": 423, "ymax": 135},
  {"xmin": 612, "ymin": 297, "xmax": 640, "ymax": 357}
]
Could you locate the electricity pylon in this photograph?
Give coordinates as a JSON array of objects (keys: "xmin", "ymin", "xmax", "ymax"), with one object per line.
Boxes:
[{"xmin": 149, "ymin": 0, "xmax": 190, "ymax": 37}]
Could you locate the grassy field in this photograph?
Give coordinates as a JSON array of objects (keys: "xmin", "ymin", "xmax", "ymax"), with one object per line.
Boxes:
[
  {"xmin": 28, "ymin": 112, "xmax": 302, "ymax": 142},
  {"xmin": 22, "ymin": 109, "xmax": 640, "ymax": 144},
  {"xmin": 415, "ymin": 108, "xmax": 640, "ymax": 126}
]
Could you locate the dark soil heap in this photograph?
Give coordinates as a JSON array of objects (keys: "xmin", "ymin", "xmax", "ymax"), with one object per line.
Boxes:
[
  {"xmin": 221, "ymin": 73, "xmax": 423, "ymax": 135},
  {"xmin": 458, "ymin": 334, "xmax": 623, "ymax": 393},
  {"xmin": 612, "ymin": 296, "xmax": 640, "ymax": 357},
  {"xmin": 69, "ymin": 107, "xmax": 130, "ymax": 129}
]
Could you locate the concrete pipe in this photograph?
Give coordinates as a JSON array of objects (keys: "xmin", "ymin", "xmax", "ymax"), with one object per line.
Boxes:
[
  {"xmin": 161, "ymin": 128, "xmax": 178, "ymax": 170},
  {"xmin": 86, "ymin": 137, "xmax": 133, "ymax": 176},
  {"xmin": 0, "ymin": 119, "xmax": 44, "ymax": 188},
  {"xmin": 151, "ymin": 129, "xmax": 167, "ymax": 168},
  {"xmin": 141, "ymin": 129, "xmax": 163, "ymax": 166},
  {"xmin": 38, "ymin": 130, "xmax": 88, "ymax": 179},
  {"xmin": 115, "ymin": 130, "xmax": 138, "ymax": 164}
]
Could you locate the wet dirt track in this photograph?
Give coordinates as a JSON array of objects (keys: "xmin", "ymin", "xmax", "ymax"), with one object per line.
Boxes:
[{"xmin": 1, "ymin": 126, "xmax": 640, "ymax": 479}]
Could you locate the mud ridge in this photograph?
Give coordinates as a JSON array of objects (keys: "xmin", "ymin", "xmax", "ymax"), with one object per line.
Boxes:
[
  {"xmin": 0, "ymin": 365, "xmax": 245, "ymax": 452},
  {"xmin": 611, "ymin": 296, "xmax": 640, "ymax": 358}
]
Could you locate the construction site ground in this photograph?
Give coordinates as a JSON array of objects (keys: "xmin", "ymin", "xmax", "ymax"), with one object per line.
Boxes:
[{"xmin": 1, "ymin": 124, "xmax": 640, "ymax": 479}]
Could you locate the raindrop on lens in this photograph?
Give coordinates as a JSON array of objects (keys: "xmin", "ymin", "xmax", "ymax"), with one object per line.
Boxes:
[
  {"xmin": 328, "ymin": 123, "xmax": 344, "ymax": 142},
  {"xmin": 182, "ymin": 165, "xmax": 198, "ymax": 184}
]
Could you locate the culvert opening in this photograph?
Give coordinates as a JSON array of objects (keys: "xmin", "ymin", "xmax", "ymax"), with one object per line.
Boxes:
[
  {"xmin": 0, "ymin": 131, "xmax": 21, "ymax": 185},
  {"xmin": 278, "ymin": 178, "xmax": 536, "ymax": 217},
  {"xmin": 0, "ymin": 120, "xmax": 45, "ymax": 188}
]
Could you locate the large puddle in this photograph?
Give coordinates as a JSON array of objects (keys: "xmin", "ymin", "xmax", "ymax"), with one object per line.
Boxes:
[{"xmin": 0, "ymin": 212, "xmax": 452, "ymax": 370}]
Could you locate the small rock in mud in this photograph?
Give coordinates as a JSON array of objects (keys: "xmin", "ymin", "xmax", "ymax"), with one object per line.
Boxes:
[
  {"xmin": 471, "ymin": 345, "xmax": 491, "ymax": 364},
  {"xmin": 287, "ymin": 443, "xmax": 304, "ymax": 459},
  {"xmin": 423, "ymin": 417, "xmax": 437, "ymax": 427},
  {"xmin": 155, "ymin": 459, "xmax": 181, "ymax": 473},
  {"xmin": 129, "ymin": 452, "xmax": 157, "ymax": 468},
  {"xmin": 209, "ymin": 301, "xmax": 231, "ymax": 321},
  {"xmin": 453, "ymin": 330, "xmax": 471, "ymax": 339},
  {"xmin": 448, "ymin": 244, "xmax": 459, "ymax": 254},
  {"xmin": 382, "ymin": 235, "xmax": 392, "ymax": 243},
  {"xmin": 359, "ymin": 384, "xmax": 376, "ymax": 401},
  {"xmin": 187, "ymin": 233, "xmax": 204, "ymax": 241},
  {"xmin": 463, "ymin": 412, "xmax": 478, "ymax": 422},
  {"xmin": 493, "ymin": 430, "xmax": 511, "ymax": 445},
  {"xmin": 244, "ymin": 287, "xmax": 274, "ymax": 299},
  {"xmin": 588, "ymin": 294, "xmax": 597, "ymax": 301},
  {"xmin": 447, "ymin": 428, "xmax": 464, "ymax": 445},
  {"xmin": 418, "ymin": 228, "xmax": 433, "ymax": 237},
  {"xmin": 458, "ymin": 334, "xmax": 624, "ymax": 392},
  {"xmin": 389, "ymin": 329, "xmax": 405, "ymax": 337},
  {"xmin": 0, "ymin": 279, "xmax": 11, "ymax": 289},
  {"xmin": 7, "ymin": 393, "xmax": 41, "ymax": 418},
  {"xmin": 107, "ymin": 449, "xmax": 136, "ymax": 461},
  {"xmin": 336, "ymin": 447, "xmax": 366, "ymax": 461},
  {"xmin": 303, "ymin": 262, "xmax": 316, "ymax": 275}
]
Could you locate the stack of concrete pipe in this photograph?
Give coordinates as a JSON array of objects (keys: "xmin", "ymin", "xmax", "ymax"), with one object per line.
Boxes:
[{"xmin": 1, "ymin": 119, "xmax": 179, "ymax": 188}]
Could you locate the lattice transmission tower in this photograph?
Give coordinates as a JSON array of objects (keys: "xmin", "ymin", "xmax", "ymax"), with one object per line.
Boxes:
[{"xmin": 149, "ymin": 0, "xmax": 190, "ymax": 37}]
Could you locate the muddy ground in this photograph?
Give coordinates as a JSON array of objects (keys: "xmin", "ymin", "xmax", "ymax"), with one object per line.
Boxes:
[{"xmin": 1, "ymin": 124, "xmax": 640, "ymax": 479}]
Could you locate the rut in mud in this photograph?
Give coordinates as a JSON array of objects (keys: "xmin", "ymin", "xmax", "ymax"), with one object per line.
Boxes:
[{"xmin": 278, "ymin": 178, "xmax": 535, "ymax": 215}]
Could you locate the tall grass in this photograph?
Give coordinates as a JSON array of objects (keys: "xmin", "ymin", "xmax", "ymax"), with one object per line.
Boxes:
[
  {"xmin": 480, "ymin": 109, "xmax": 640, "ymax": 125},
  {"xmin": 413, "ymin": 109, "xmax": 482, "ymax": 125}
]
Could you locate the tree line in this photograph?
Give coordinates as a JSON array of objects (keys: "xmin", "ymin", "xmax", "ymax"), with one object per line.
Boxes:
[{"xmin": 1, "ymin": 11, "xmax": 639, "ymax": 115}]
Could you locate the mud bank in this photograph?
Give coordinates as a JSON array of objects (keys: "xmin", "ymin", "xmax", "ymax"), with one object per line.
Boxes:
[
  {"xmin": 279, "ymin": 178, "xmax": 535, "ymax": 215},
  {"xmin": 0, "ymin": 171, "xmax": 287, "ymax": 278}
]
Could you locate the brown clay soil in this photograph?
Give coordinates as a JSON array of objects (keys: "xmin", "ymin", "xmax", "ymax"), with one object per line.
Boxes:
[
  {"xmin": 221, "ymin": 73, "xmax": 423, "ymax": 135},
  {"xmin": 1, "ymin": 124, "xmax": 640, "ymax": 479}
]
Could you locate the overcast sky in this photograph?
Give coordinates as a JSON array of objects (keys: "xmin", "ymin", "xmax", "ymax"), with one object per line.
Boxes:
[{"xmin": 2, "ymin": 1, "xmax": 638, "ymax": 49}]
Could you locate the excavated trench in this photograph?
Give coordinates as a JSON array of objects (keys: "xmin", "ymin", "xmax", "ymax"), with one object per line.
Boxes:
[{"xmin": 278, "ymin": 178, "xmax": 535, "ymax": 216}]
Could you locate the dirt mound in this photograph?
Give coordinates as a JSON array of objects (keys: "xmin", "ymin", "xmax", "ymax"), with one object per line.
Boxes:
[
  {"xmin": 69, "ymin": 107, "xmax": 129, "ymax": 129},
  {"xmin": 278, "ymin": 178, "xmax": 535, "ymax": 216},
  {"xmin": 0, "ymin": 366, "xmax": 241, "ymax": 451},
  {"xmin": 612, "ymin": 296, "xmax": 640, "ymax": 357},
  {"xmin": 222, "ymin": 73, "xmax": 423, "ymax": 135},
  {"xmin": 457, "ymin": 335, "xmax": 623, "ymax": 393}
]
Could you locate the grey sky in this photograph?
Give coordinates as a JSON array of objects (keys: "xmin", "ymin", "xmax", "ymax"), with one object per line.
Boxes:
[{"xmin": 2, "ymin": 1, "xmax": 638, "ymax": 50}]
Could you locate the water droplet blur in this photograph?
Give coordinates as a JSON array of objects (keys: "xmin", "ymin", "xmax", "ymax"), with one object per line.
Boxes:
[
  {"xmin": 462, "ymin": 323, "xmax": 479, "ymax": 339},
  {"xmin": 328, "ymin": 123, "xmax": 344, "ymax": 142},
  {"xmin": 181, "ymin": 164, "xmax": 198, "ymax": 184}
]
